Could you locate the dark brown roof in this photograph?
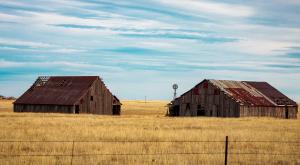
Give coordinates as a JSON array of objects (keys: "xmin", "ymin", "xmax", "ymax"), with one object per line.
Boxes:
[
  {"xmin": 244, "ymin": 81, "xmax": 297, "ymax": 106},
  {"xmin": 14, "ymin": 76, "xmax": 98, "ymax": 105}
]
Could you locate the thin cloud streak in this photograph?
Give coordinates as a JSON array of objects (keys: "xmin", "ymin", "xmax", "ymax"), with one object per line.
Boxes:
[{"xmin": 157, "ymin": 0, "xmax": 255, "ymax": 17}]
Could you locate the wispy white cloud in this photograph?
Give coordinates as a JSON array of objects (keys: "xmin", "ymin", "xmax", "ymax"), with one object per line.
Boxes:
[
  {"xmin": 0, "ymin": 10, "xmax": 175, "ymax": 30},
  {"xmin": 222, "ymin": 38, "xmax": 300, "ymax": 55},
  {"xmin": 0, "ymin": 38, "xmax": 53, "ymax": 48},
  {"xmin": 0, "ymin": 38, "xmax": 86, "ymax": 53},
  {"xmin": 0, "ymin": 59, "xmax": 23, "ymax": 68},
  {"xmin": 0, "ymin": 59, "xmax": 120, "ymax": 70},
  {"xmin": 0, "ymin": 13, "xmax": 21, "ymax": 21},
  {"xmin": 157, "ymin": 0, "xmax": 255, "ymax": 18}
]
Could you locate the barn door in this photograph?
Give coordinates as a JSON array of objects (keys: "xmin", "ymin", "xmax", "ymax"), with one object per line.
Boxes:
[
  {"xmin": 172, "ymin": 105, "xmax": 180, "ymax": 116},
  {"xmin": 285, "ymin": 107, "xmax": 289, "ymax": 119},
  {"xmin": 185, "ymin": 103, "xmax": 191, "ymax": 116},
  {"xmin": 75, "ymin": 105, "xmax": 79, "ymax": 114},
  {"xmin": 112, "ymin": 105, "xmax": 120, "ymax": 115},
  {"xmin": 197, "ymin": 105, "xmax": 205, "ymax": 116}
]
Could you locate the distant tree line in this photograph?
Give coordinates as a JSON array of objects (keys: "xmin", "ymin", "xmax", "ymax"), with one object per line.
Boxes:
[{"xmin": 0, "ymin": 95, "xmax": 16, "ymax": 100}]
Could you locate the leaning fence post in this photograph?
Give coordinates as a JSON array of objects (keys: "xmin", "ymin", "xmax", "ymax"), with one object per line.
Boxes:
[
  {"xmin": 224, "ymin": 136, "xmax": 228, "ymax": 165},
  {"xmin": 71, "ymin": 140, "xmax": 75, "ymax": 165}
]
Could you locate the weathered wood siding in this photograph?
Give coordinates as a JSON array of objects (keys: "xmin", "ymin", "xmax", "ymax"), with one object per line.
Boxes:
[
  {"xmin": 14, "ymin": 104, "xmax": 73, "ymax": 113},
  {"xmin": 14, "ymin": 78, "xmax": 116, "ymax": 115},
  {"xmin": 174, "ymin": 80, "xmax": 240, "ymax": 117},
  {"xmin": 171, "ymin": 80, "xmax": 298, "ymax": 119},
  {"xmin": 240, "ymin": 105, "xmax": 297, "ymax": 119},
  {"xmin": 72, "ymin": 78, "xmax": 113, "ymax": 115}
]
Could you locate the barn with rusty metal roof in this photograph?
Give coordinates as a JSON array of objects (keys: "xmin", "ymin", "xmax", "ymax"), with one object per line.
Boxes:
[
  {"xmin": 168, "ymin": 79, "xmax": 298, "ymax": 119},
  {"xmin": 14, "ymin": 76, "xmax": 121, "ymax": 115}
]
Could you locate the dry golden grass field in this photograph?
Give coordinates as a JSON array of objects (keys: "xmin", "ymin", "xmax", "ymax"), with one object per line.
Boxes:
[{"xmin": 0, "ymin": 100, "xmax": 299, "ymax": 165}]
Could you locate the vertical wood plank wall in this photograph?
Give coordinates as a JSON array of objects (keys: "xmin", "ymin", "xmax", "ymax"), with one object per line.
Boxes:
[
  {"xmin": 78, "ymin": 78, "xmax": 113, "ymax": 115},
  {"xmin": 14, "ymin": 104, "xmax": 73, "ymax": 113},
  {"xmin": 14, "ymin": 78, "xmax": 116, "ymax": 115},
  {"xmin": 171, "ymin": 80, "xmax": 298, "ymax": 118},
  {"xmin": 176, "ymin": 80, "xmax": 240, "ymax": 117},
  {"xmin": 240, "ymin": 106, "xmax": 297, "ymax": 118}
]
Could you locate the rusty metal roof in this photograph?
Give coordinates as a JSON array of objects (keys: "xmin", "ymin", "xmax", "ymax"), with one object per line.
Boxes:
[
  {"xmin": 14, "ymin": 76, "xmax": 98, "ymax": 105},
  {"xmin": 209, "ymin": 80, "xmax": 273, "ymax": 106},
  {"xmin": 209, "ymin": 79, "xmax": 297, "ymax": 106},
  {"xmin": 173, "ymin": 79, "xmax": 296, "ymax": 106},
  {"xmin": 244, "ymin": 81, "xmax": 297, "ymax": 106}
]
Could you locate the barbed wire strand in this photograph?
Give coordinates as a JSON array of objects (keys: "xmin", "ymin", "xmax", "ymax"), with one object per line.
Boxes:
[
  {"xmin": 0, "ymin": 140, "xmax": 299, "ymax": 143},
  {"xmin": 0, "ymin": 152, "xmax": 299, "ymax": 158}
]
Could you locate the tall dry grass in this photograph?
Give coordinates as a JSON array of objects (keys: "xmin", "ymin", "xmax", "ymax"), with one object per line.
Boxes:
[
  {"xmin": 121, "ymin": 100, "xmax": 169, "ymax": 116},
  {"xmin": 0, "ymin": 100, "xmax": 13, "ymax": 112},
  {"xmin": 0, "ymin": 100, "xmax": 299, "ymax": 164}
]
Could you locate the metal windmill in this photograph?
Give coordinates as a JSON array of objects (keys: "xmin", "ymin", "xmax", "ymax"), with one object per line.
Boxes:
[{"xmin": 172, "ymin": 83, "xmax": 178, "ymax": 100}]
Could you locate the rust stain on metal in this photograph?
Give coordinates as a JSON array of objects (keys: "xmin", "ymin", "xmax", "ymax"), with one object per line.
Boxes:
[
  {"xmin": 209, "ymin": 79, "xmax": 296, "ymax": 106},
  {"xmin": 244, "ymin": 81, "xmax": 297, "ymax": 106},
  {"xmin": 226, "ymin": 88, "xmax": 273, "ymax": 106}
]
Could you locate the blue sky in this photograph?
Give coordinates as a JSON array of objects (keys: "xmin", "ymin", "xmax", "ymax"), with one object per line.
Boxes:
[{"xmin": 0, "ymin": 0, "xmax": 300, "ymax": 101}]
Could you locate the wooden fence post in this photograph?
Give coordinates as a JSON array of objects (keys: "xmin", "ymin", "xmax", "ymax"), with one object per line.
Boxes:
[
  {"xmin": 224, "ymin": 136, "xmax": 228, "ymax": 165},
  {"xmin": 71, "ymin": 141, "xmax": 75, "ymax": 165}
]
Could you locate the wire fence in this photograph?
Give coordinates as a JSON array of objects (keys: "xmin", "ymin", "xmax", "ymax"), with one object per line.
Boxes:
[{"xmin": 0, "ymin": 137, "xmax": 299, "ymax": 164}]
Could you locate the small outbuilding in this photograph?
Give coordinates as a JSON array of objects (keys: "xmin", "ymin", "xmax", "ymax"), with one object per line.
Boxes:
[
  {"xmin": 14, "ymin": 76, "xmax": 121, "ymax": 115},
  {"xmin": 168, "ymin": 79, "xmax": 298, "ymax": 119}
]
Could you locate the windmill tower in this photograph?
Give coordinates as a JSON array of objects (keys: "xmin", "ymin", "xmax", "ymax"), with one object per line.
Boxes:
[{"xmin": 172, "ymin": 84, "xmax": 178, "ymax": 100}]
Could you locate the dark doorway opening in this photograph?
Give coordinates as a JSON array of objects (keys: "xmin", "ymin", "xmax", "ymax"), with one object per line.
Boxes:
[
  {"xmin": 285, "ymin": 106, "xmax": 289, "ymax": 119},
  {"xmin": 186, "ymin": 103, "xmax": 190, "ymax": 110},
  {"xmin": 21, "ymin": 105, "xmax": 27, "ymax": 112},
  {"xmin": 170, "ymin": 105, "xmax": 180, "ymax": 116},
  {"xmin": 185, "ymin": 103, "xmax": 191, "ymax": 115},
  {"xmin": 75, "ymin": 105, "xmax": 79, "ymax": 114},
  {"xmin": 197, "ymin": 105, "xmax": 205, "ymax": 116},
  {"xmin": 113, "ymin": 105, "xmax": 121, "ymax": 115}
]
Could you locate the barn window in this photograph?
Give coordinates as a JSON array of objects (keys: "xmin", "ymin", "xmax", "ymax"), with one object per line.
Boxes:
[
  {"xmin": 193, "ymin": 87, "xmax": 199, "ymax": 95},
  {"xmin": 203, "ymin": 82, "xmax": 208, "ymax": 88},
  {"xmin": 214, "ymin": 89, "xmax": 220, "ymax": 95},
  {"xmin": 90, "ymin": 96, "xmax": 93, "ymax": 101}
]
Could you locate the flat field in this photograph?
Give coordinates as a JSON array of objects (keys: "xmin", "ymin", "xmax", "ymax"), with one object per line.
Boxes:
[
  {"xmin": 0, "ymin": 100, "xmax": 299, "ymax": 165},
  {"xmin": 0, "ymin": 100, "xmax": 13, "ymax": 112}
]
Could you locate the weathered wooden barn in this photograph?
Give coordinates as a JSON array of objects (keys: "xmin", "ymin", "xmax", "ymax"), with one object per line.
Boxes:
[
  {"xmin": 14, "ymin": 76, "xmax": 121, "ymax": 115},
  {"xmin": 168, "ymin": 79, "xmax": 298, "ymax": 119}
]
